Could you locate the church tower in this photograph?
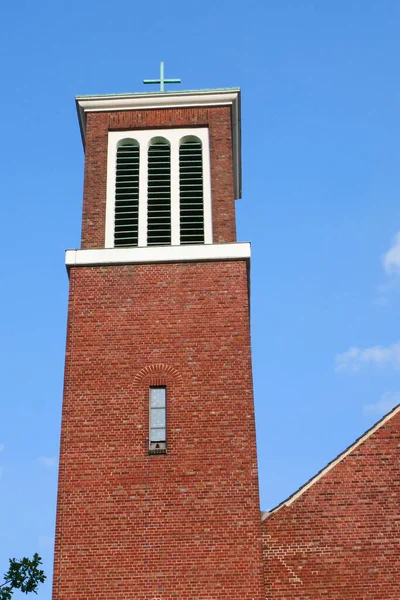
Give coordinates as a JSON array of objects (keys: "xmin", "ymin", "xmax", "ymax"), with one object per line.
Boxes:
[{"xmin": 53, "ymin": 71, "xmax": 265, "ymax": 600}]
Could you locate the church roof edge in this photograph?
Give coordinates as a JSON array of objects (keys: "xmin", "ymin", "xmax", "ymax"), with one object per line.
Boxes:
[
  {"xmin": 75, "ymin": 87, "xmax": 241, "ymax": 100},
  {"xmin": 262, "ymin": 403, "xmax": 400, "ymax": 522}
]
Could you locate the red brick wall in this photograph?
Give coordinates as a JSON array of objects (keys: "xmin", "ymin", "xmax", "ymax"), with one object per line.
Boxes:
[
  {"xmin": 81, "ymin": 106, "xmax": 236, "ymax": 248},
  {"xmin": 262, "ymin": 409, "xmax": 400, "ymax": 599},
  {"xmin": 53, "ymin": 260, "xmax": 265, "ymax": 600}
]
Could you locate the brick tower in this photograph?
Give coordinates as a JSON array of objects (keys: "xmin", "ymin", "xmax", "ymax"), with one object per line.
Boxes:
[{"xmin": 53, "ymin": 83, "xmax": 265, "ymax": 599}]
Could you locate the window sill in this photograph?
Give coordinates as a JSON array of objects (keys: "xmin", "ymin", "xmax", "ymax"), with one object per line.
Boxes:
[{"xmin": 148, "ymin": 448, "xmax": 167, "ymax": 456}]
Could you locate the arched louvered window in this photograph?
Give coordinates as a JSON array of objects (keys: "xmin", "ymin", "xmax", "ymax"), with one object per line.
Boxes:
[
  {"xmin": 179, "ymin": 137, "xmax": 204, "ymax": 245},
  {"xmin": 114, "ymin": 139, "xmax": 140, "ymax": 247},
  {"xmin": 147, "ymin": 138, "xmax": 171, "ymax": 246},
  {"xmin": 106, "ymin": 128, "xmax": 211, "ymax": 249}
]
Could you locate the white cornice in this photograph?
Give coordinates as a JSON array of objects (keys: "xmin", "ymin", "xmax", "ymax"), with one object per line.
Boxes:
[
  {"xmin": 65, "ymin": 242, "xmax": 250, "ymax": 269},
  {"xmin": 76, "ymin": 89, "xmax": 240, "ymax": 115},
  {"xmin": 75, "ymin": 88, "xmax": 242, "ymax": 199}
]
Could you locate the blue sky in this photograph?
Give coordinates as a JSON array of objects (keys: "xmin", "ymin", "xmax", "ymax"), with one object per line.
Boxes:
[{"xmin": 1, "ymin": 1, "xmax": 400, "ymax": 597}]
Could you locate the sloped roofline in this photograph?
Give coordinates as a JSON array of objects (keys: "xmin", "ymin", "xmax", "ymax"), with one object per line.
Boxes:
[
  {"xmin": 75, "ymin": 88, "xmax": 242, "ymax": 199},
  {"xmin": 262, "ymin": 403, "xmax": 400, "ymax": 522}
]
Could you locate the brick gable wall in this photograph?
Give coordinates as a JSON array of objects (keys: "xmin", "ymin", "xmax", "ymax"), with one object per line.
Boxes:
[{"xmin": 262, "ymin": 408, "xmax": 400, "ymax": 599}]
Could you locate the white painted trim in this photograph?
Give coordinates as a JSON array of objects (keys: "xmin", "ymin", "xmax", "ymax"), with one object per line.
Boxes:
[
  {"xmin": 65, "ymin": 242, "xmax": 250, "ymax": 268},
  {"xmin": 105, "ymin": 137, "xmax": 116, "ymax": 248},
  {"xmin": 202, "ymin": 135, "xmax": 213, "ymax": 244},
  {"xmin": 76, "ymin": 88, "xmax": 242, "ymax": 199},
  {"xmin": 170, "ymin": 140, "xmax": 180, "ymax": 246},
  {"xmin": 262, "ymin": 403, "xmax": 400, "ymax": 521},
  {"xmin": 76, "ymin": 89, "xmax": 239, "ymax": 114},
  {"xmin": 106, "ymin": 128, "xmax": 212, "ymax": 250},
  {"xmin": 138, "ymin": 139, "xmax": 148, "ymax": 247}
]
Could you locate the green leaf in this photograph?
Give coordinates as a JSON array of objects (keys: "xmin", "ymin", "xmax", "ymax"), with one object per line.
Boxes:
[{"xmin": 1, "ymin": 554, "xmax": 46, "ymax": 598}]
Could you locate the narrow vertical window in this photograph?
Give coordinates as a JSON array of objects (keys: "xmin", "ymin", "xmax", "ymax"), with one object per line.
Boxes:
[
  {"xmin": 149, "ymin": 387, "xmax": 167, "ymax": 453},
  {"xmin": 179, "ymin": 137, "xmax": 204, "ymax": 244},
  {"xmin": 114, "ymin": 139, "xmax": 140, "ymax": 247},
  {"xmin": 147, "ymin": 138, "xmax": 171, "ymax": 245}
]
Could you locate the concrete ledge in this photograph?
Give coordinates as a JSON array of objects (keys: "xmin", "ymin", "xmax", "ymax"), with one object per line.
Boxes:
[{"xmin": 65, "ymin": 242, "xmax": 251, "ymax": 268}]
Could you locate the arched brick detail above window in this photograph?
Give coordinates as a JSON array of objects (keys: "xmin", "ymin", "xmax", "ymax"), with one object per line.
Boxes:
[{"xmin": 133, "ymin": 363, "xmax": 183, "ymax": 387}]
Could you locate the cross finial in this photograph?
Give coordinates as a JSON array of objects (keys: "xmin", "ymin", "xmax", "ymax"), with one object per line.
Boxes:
[{"xmin": 143, "ymin": 61, "xmax": 181, "ymax": 92}]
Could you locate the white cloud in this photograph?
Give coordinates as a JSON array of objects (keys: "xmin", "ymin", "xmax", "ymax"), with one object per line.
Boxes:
[
  {"xmin": 0, "ymin": 444, "xmax": 4, "ymax": 453},
  {"xmin": 364, "ymin": 391, "xmax": 400, "ymax": 416},
  {"xmin": 375, "ymin": 233, "xmax": 400, "ymax": 304},
  {"xmin": 383, "ymin": 232, "xmax": 400, "ymax": 276},
  {"xmin": 38, "ymin": 456, "xmax": 57, "ymax": 468},
  {"xmin": 374, "ymin": 295, "xmax": 390, "ymax": 307},
  {"xmin": 374, "ymin": 279, "xmax": 400, "ymax": 306},
  {"xmin": 335, "ymin": 340, "xmax": 400, "ymax": 372},
  {"xmin": 38, "ymin": 535, "xmax": 53, "ymax": 551}
]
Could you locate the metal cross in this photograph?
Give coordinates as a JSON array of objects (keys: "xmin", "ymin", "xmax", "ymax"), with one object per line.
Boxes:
[{"xmin": 143, "ymin": 61, "xmax": 181, "ymax": 92}]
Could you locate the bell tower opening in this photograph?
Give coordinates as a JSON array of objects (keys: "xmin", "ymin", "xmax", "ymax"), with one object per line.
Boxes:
[
  {"xmin": 147, "ymin": 137, "xmax": 171, "ymax": 246},
  {"xmin": 104, "ymin": 126, "xmax": 214, "ymax": 250},
  {"xmin": 179, "ymin": 135, "xmax": 204, "ymax": 245},
  {"xmin": 114, "ymin": 138, "xmax": 140, "ymax": 248}
]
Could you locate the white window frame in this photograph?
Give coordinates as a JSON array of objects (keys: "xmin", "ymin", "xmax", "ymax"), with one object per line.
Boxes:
[
  {"xmin": 149, "ymin": 386, "xmax": 167, "ymax": 453},
  {"xmin": 106, "ymin": 128, "xmax": 212, "ymax": 248}
]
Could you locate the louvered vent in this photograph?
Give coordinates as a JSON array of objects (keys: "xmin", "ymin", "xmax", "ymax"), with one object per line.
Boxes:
[
  {"xmin": 147, "ymin": 140, "xmax": 171, "ymax": 246},
  {"xmin": 114, "ymin": 142, "xmax": 139, "ymax": 247},
  {"xmin": 179, "ymin": 139, "xmax": 204, "ymax": 244}
]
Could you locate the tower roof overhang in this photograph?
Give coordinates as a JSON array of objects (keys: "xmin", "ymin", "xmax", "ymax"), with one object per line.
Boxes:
[{"xmin": 75, "ymin": 88, "xmax": 242, "ymax": 199}]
